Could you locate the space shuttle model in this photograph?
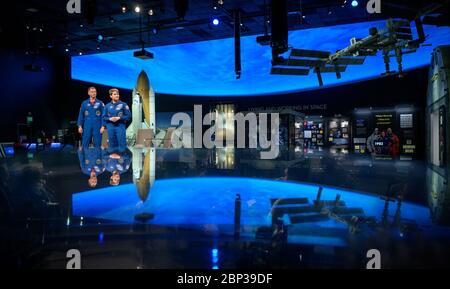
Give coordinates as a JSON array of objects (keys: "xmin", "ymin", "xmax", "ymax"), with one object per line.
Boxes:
[{"xmin": 126, "ymin": 70, "xmax": 156, "ymax": 146}]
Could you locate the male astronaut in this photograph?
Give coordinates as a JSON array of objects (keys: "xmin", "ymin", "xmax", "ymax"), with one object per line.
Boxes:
[
  {"xmin": 78, "ymin": 146, "xmax": 106, "ymax": 188},
  {"xmin": 77, "ymin": 86, "xmax": 105, "ymax": 148},
  {"xmin": 102, "ymin": 88, "xmax": 131, "ymax": 154}
]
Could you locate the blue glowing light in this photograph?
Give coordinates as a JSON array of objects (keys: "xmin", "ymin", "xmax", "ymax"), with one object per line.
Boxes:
[
  {"xmin": 212, "ymin": 18, "xmax": 219, "ymax": 26},
  {"xmin": 212, "ymin": 265, "xmax": 219, "ymax": 270},
  {"xmin": 211, "ymin": 249, "xmax": 219, "ymax": 265},
  {"xmin": 50, "ymin": 142, "xmax": 62, "ymax": 149},
  {"xmin": 4, "ymin": 147, "xmax": 14, "ymax": 156},
  {"xmin": 72, "ymin": 177, "xmax": 443, "ymax": 246},
  {"xmin": 71, "ymin": 20, "xmax": 450, "ymax": 96},
  {"xmin": 352, "ymin": 0, "xmax": 358, "ymax": 7}
]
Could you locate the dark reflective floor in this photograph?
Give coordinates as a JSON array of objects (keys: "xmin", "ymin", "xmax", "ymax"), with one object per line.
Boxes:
[{"xmin": 1, "ymin": 145, "xmax": 450, "ymax": 269}]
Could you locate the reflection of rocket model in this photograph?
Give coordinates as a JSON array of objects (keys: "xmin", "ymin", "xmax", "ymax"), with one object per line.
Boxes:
[
  {"xmin": 130, "ymin": 147, "xmax": 156, "ymax": 202},
  {"xmin": 126, "ymin": 70, "xmax": 156, "ymax": 146}
]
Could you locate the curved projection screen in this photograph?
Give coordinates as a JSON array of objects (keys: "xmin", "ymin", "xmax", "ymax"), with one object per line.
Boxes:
[{"xmin": 71, "ymin": 20, "xmax": 450, "ymax": 97}]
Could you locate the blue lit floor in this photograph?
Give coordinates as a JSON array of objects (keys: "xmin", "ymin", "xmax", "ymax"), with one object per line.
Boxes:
[
  {"xmin": 4, "ymin": 147, "xmax": 450, "ymax": 268},
  {"xmin": 72, "ymin": 176, "xmax": 444, "ymax": 247}
]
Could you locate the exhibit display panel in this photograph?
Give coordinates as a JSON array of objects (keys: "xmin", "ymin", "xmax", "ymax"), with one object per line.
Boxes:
[
  {"xmin": 327, "ymin": 116, "xmax": 350, "ymax": 149},
  {"xmin": 426, "ymin": 46, "xmax": 450, "ymax": 225},
  {"xmin": 303, "ymin": 117, "xmax": 324, "ymax": 149},
  {"xmin": 353, "ymin": 106, "xmax": 418, "ymax": 160}
]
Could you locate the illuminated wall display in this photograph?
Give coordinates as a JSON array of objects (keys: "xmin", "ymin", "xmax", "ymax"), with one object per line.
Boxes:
[
  {"xmin": 71, "ymin": 21, "xmax": 450, "ymax": 97},
  {"xmin": 353, "ymin": 106, "xmax": 417, "ymax": 159}
]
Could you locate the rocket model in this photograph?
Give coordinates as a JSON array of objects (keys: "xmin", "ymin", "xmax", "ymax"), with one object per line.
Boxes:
[
  {"xmin": 126, "ymin": 70, "xmax": 156, "ymax": 146},
  {"xmin": 130, "ymin": 147, "xmax": 156, "ymax": 203}
]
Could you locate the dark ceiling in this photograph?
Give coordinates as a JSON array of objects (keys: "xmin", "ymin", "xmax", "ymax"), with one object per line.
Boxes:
[{"xmin": 1, "ymin": 0, "xmax": 449, "ymax": 56}]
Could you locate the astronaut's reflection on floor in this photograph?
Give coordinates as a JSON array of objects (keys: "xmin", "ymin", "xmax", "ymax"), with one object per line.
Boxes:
[
  {"xmin": 76, "ymin": 146, "xmax": 156, "ymax": 221},
  {"xmin": 77, "ymin": 147, "xmax": 132, "ymax": 187},
  {"xmin": 77, "ymin": 147, "xmax": 105, "ymax": 188},
  {"xmin": 105, "ymin": 149, "xmax": 131, "ymax": 186}
]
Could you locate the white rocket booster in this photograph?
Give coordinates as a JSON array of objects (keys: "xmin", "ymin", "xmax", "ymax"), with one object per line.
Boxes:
[{"xmin": 126, "ymin": 70, "xmax": 156, "ymax": 145}]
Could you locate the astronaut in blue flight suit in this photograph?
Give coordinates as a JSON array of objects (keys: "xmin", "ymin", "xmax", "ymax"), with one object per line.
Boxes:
[
  {"xmin": 104, "ymin": 149, "xmax": 131, "ymax": 186},
  {"xmin": 77, "ymin": 146, "xmax": 106, "ymax": 188},
  {"xmin": 102, "ymin": 88, "xmax": 131, "ymax": 154},
  {"xmin": 77, "ymin": 86, "xmax": 105, "ymax": 148}
]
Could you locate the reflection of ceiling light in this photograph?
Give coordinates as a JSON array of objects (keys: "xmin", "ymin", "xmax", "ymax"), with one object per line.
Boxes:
[
  {"xmin": 26, "ymin": 7, "xmax": 39, "ymax": 13},
  {"xmin": 212, "ymin": 18, "xmax": 219, "ymax": 25},
  {"xmin": 148, "ymin": 9, "xmax": 154, "ymax": 16},
  {"xmin": 134, "ymin": 6, "xmax": 141, "ymax": 13}
]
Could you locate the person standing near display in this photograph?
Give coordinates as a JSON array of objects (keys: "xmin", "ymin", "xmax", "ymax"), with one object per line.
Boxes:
[
  {"xmin": 77, "ymin": 87, "xmax": 105, "ymax": 148},
  {"xmin": 102, "ymin": 88, "xmax": 131, "ymax": 154},
  {"xmin": 387, "ymin": 128, "xmax": 400, "ymax": 158},
  {"xmin": 366, "ymin": 128, "xmax": 379, "ymax": 154}
]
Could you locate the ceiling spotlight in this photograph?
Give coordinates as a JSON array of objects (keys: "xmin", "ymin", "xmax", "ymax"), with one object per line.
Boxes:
[
  {"xmin": 351, "ymin": 0, "xmax": 358, "ymax": 7},
  {"xmin": 121, "ymin": 3, "xmax": 128, "ymax": 13},
  {"xmin": 79, "ymin": 51, "xmax": 83, "ymax": 56},
  {"xmin": 148, "ymin": 9, "xmax": 154, "ymax": 16},
  {"xmin": 212, "ymin": 18, "xmax": 219, "ymax": 25},
  {"xmin": 65, "ymin": 48, "xmax": 69, "ymax": 52},
  {"xmin": 134, "ymin": 6, "xmax": 141, "ymax": 13}
]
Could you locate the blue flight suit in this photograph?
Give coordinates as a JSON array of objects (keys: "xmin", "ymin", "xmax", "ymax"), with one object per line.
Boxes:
[
  {"xmin": 102, "ymin": 101, "xmax": 131, "ymax": 153},
  {"xmin": 77, "ymin": 147, "xmax": 106, "ymax": 176},
  {"xmin": 77, "ymin": 99, "xmax": 105, "ymax": 148},
  {"xmin": 104, "ymin": 149, "xmax": 132, "ymax": 174}
]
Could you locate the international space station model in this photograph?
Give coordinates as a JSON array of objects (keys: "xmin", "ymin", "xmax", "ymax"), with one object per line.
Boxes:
[
  {"xmin": 126, "ymin": 70, "xmax": 156, "ymax": 146},
  {"xmin": 271, "ymin": 18, "xmax": 427, "ymax": 86}
]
